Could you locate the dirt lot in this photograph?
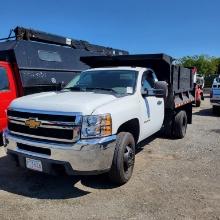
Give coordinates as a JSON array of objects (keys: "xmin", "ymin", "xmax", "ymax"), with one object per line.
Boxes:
[{"xmin": 0, "ymin": 96, "xmax": 219, "ymax": 220}]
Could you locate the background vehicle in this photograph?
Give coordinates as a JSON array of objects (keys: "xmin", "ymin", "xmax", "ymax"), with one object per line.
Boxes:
[
  {"xmin": 210, "ymin": 76, "xmax": 220, "ymax": 113},
  {"xmin": 192, "ymin": 67, "xmax": 204, "ymax": 107},
  {"xmin": 3, "ymin": 54, "xmax": 194, "ymax": 185},
  {"xmin": 0, "ymin": 27, "xmax": 128, "ymax": 145}
]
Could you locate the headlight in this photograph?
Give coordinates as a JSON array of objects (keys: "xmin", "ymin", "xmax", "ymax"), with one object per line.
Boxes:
[{"xmin": 81, "ymin": 114, "xmax": 112, "ymax": 138}]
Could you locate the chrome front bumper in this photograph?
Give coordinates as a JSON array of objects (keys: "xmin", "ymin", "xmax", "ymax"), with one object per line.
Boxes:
[{"xmin": 3, "ymin": 130, "xmax": 116, "ymax": 175}]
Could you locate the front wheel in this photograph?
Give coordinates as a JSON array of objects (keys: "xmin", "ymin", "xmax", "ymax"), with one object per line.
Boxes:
[{"xmin": 108, "ymin": 132, "xmax": 135, "ymax": 185}]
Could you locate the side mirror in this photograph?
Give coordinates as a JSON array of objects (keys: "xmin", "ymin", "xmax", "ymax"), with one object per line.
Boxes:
[
  {"xmin": 141, "ymin": 81, "xmax": 168, "ymax": 99},
  {"xmin": 141, "ymin": 88, "xmax": 165, "ymax": 98},
  {"xmin": 154, "ymin": 81, "xmax": 168, "ymax": 99}
]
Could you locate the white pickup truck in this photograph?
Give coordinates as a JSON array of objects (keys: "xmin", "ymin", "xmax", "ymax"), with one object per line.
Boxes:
[
  {"xmin": 3, "ymin": 54, "xmax": 194, "ymax": 185},
  {"xmin": 210, "ymin": 76, "xmax": 220, "ymax": 114}
]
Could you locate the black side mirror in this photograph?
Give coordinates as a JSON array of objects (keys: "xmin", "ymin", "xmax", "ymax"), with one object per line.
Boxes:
[
  {"xmin": 141, "ymin": 88, "xmax": 164, "ymax": 97},
  {"xmin": 154, "ymin": 81, "xmax": 168, "ymax": 99},
  {"xmin": 141, "ymin": 81, "xmax": 168, "ymax": 99}
]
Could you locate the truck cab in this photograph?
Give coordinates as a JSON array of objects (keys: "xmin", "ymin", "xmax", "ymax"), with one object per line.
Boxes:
[
  {"xmin": 192, "ymin": 67, "xmax": 204, "ymax": 107},
  {"xmin": 0, "ymin": 62, "xmax": 18, "ymax": 144},
  {"xmin": 210, "ymin": 76, "xmax": 220, "ymax": 113},
  {"xmin": 3, "ymin": 54, "xmax": 194, "ymax": 185}
]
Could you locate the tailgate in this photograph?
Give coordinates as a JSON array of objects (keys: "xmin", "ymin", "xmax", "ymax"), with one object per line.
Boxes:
[{"xmin": 212, "ymin": 88, "xmax": 220, "ymax": 99}]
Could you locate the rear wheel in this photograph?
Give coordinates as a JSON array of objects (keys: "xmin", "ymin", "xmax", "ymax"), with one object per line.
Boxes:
[
  {"xmin": 201, "ymin": 93, "xmax": 204, "ymax": 100},
  {"xmin": 173, "ymin": 110, "xmax": 187, "ymax": 139},
  {"xmin": 109, "ymin": 132, "xmax": 135, "ymax": 185},
  {"xmin": 195, "ymin": 99, "xmax": 201, "ymax": 107}
]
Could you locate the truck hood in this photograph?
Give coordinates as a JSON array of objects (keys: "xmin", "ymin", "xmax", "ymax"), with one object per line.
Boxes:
[{"xmin": 10, "ymin": 91, "xmax": 118, "ymax": 115}]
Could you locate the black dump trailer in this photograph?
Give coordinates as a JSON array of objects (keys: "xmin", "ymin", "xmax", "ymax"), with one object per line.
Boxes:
[
  {"xmin": 0, "ymin": 27, "xmax": 128, "ymax": 95},
  {"xmin": 81, "ymin": 53, "xmax": 194, "ymax": 138}
]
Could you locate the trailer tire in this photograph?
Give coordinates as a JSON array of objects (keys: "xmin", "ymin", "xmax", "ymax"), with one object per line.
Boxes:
[
  {"xmin": 195, "ymin": 100, "xmax": 201, "ymax": 107},
  {"xmin": 173, "ymin": 110, "xmax": 187, "ymax": 139},
  {"xmin": 109, "ymin": 132, "xmax": 135, "ymax": 185},
  {"xmin": 201, "ymin": 93, "xmax": 204, "ymax": 100}
]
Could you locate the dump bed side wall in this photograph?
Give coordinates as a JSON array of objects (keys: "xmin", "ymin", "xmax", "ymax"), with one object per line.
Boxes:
[
  {"xmin": 164, "ymin": 65, "xmax": 194, "ymax": 122},
  {"xmin": 172, "ymin": 65, "xmax": 193, "ymax": 93}
]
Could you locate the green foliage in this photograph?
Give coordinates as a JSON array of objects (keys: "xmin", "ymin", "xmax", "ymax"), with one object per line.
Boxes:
[{"xmin": 179, "ymin": 55, "xmax": 220, "ymax": 76}]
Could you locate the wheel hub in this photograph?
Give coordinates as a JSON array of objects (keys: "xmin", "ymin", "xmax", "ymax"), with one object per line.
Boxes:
[{"xmin": 124, "ymin": 146, "xmax": 134, "ymax": 171}]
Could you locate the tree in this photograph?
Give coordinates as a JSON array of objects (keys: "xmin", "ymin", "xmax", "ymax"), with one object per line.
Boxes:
[
  {"xmin": 179, "ymin": 55, "xmax": 219, "ymax": 76},
  {"xmin": 213, "ymin": 58, "xmax": 220, "ymax": 74}
]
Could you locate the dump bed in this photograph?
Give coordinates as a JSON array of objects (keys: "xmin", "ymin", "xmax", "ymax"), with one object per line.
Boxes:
[{"xmin": 0, "ymin": 27, "xmax": 128, "ymax": 95}]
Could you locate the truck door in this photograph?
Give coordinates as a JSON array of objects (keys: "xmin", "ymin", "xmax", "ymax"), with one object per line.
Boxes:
[
  {"xmin": 0, "ymin": 62, "xmax": 17, "ymax": 132},
  {"xmin": 139, "ymin": 70, "xmax": 164, "ymax": 140}
]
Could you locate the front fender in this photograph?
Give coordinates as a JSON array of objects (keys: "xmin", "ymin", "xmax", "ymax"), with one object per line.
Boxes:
[{"xmin": 92, "ymin": 95, "xmax": 141, "ymax": 134}]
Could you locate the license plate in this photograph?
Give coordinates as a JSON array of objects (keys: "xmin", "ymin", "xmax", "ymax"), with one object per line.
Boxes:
[{"xmin": 26, "ymin": 158, "xmax": 43, "ymax": 172}]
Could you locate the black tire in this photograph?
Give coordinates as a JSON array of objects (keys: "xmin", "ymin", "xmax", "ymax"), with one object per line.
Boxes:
[
  {"xmin": 109, "ymin": 132, "xmax": 135, "ymax": 185},
  {"xmin": 195, "ymin": 100, "xmax": 201, "ymax": 107},
  {"xmin": 201, "ymin": 93, "xmax": 204, "ymax": 101},
  {"xmin": 173, "ymin": 110, "xmax": 187, "ymax": 139},
  {"xmin": 0, "ymin": 133, "xmax": 3, "ymax": 147},
  {"xmin": 213, "ymin": 106, "xmax": 218, "ymax": 114}
]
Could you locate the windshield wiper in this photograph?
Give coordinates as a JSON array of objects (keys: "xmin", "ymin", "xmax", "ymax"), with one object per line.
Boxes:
[
  {"xmin": 85, "ymin": 87, "xmax": 117, "ymax": 94},
  {"xmin": 63, "ymin": 86, "xmax": 118, "ymax": 94},
  {"xmin": 63, "ymin": 86, "xmax": 82, "ymax": 91}
]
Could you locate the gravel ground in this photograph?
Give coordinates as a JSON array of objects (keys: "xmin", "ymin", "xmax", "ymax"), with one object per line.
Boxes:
[{"xmin": 0, "ymin": 96, "xmax": 219, "ymax": 220}]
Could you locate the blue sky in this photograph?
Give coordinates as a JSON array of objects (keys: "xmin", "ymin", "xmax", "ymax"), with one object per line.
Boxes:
[{"xmin": 0, "ymin": 0, "xmax": 219, "ymax": 58}]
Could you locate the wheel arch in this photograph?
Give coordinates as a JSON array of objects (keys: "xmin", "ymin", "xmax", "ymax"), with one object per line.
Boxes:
[{"xmin": 117, "ymin": 118, "xmax": 140, "ymax": 144}]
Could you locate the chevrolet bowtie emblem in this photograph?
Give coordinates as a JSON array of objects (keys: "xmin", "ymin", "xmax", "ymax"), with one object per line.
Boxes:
[{"xmin": 25, "ymin": 118, "xmax": 41, "ymax": 129}]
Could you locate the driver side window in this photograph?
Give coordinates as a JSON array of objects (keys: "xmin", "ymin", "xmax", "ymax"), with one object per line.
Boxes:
[
  {"xmin": 0, "ymin": 68, "xmax": 9, "ymax": 91},
  {"xmin": 141, "ymin": 70, "xmax": 157, "ymax": 91}
]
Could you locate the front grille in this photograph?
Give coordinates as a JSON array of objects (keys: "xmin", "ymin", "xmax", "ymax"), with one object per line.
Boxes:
[
  {"xmin": 17, "ymin": 143, "xmax": 51, "ymax": 155},
  {"xmin": 8, "ymin": 109, "xmax": 76, "ymax": 122},
  {"xmin": 8, "ymin": 123, "xmax": 74, "ymax": 140},
  {"xmin": 8, "ymin": 109, "xmax": 81, "ymax": 142}
]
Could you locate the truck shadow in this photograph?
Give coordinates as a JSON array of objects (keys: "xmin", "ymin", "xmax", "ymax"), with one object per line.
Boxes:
[
  {"xmin": 193, "ymin": 107, "xmax": 220, "ymax": 117},
  {"xmin": 0, "ymin": 154, "xmax": 91, "ymax": 199},
  {"xmin": 0, "ymin": 153, "xmax": 125, "ymax": 199},
  {"xmin": 0, "ymin": 135, "xmax": 158, "ymax": 199}
]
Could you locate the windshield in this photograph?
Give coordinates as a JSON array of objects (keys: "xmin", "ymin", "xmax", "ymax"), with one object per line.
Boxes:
[
  {"xmin": 64, "ymin": 70, "xmax": 138, "ymax": 95},
  {"xmin": 214, "ymin": 77, "xmax": 220, "ymax": 83}
]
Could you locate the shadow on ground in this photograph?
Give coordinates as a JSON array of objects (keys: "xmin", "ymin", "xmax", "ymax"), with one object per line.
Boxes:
[
  {"xmin": 0, "ymin": 133, "xmax": 158, "ymax": 199},
  {"xmin": 193, "ymin": 107, "xmax": 220, "ymax": 117},
  {"xmin": 0, "ymin": 154, "xmax": 121, "ymax": 200}
]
